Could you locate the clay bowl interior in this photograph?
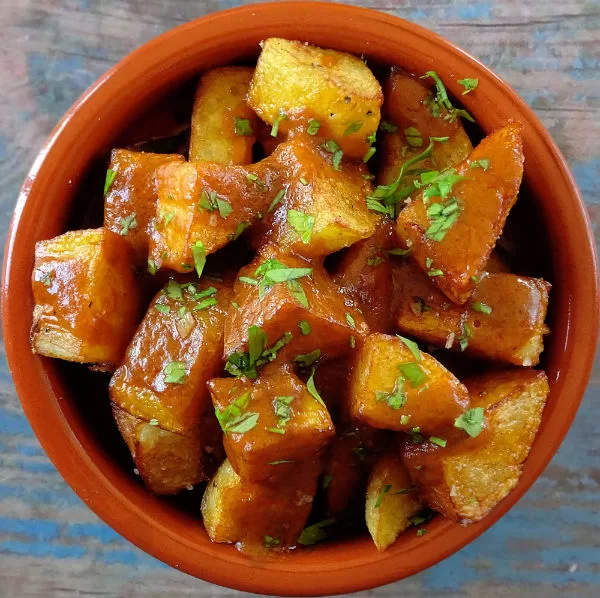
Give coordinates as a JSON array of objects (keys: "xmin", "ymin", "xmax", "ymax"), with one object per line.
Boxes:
[{"xmin": 2, "ymin": 2, "xmax": 598, "ymax": 596}]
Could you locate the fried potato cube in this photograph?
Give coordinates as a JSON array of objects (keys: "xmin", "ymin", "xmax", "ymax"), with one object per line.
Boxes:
[
  {"xmin": 201, "ymin": 458, "xmax": 321, "ymax": 552},
  {"xmin": 366, "ymin": 451, "xmax": 422, "ymax": 551},
  {"xmin": 109, "ymin": 279, "xmax": 231, "ymax": 433},
  {"xmin": 349, "ymin": 333, "xmax": 469, "ymax": 435},
  {"xmin": 104, "ymin": 150, "xmax": 185, "ymax": 262},
  {"xmin": 31, "ymin": 228, "xmax": 142, "ymax": 370},
  {"xmin": 323, "ymin": 425, "xmax": 383, "ymax": 516},
  {"xmin": 378, "ymin": 68, "xmax": 473, "ymax": 186},
  {"xmin": 247, "ymin": 38, "xmax": 383, "ymax": 159},
  {"xmin": 209, "ymin": 364, "xmax": 334, "ymax": 482},
  {"xmin": 189, "ymin": 67, "xmax": 257, "ymax": 165},
  {"xmin": 262, "ymin": 135, "xmax": 379, "ymax": 258},
  {"xmin": 112, "ymin": 405, "xmax": 204, "ymax": 495},
  {"xmin": 402, "ymin": 369, "xmax": 550, "ymax": 523},
  {"xmin": 394, "ymin": 259, "xmax": 551, "ymax": 366},
  {"xmin": 333, "ymin": 219, "xmax": 396, "ymax": 332},
  {"xmin": 396, "ymin": 122, "xmax": 524, "ymax": 304},
  {"xmin": 148, "ymin": 160, "xmax": 271, "ymax": 273},
  {"xmin": 224, "ymin": 250, "xmax": 368, "ymax": 361}
]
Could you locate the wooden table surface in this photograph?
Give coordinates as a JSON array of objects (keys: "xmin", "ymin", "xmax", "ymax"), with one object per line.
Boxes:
[{"xmin": 1, "ymin": 1, "xmax": 599, "ymax": 596}]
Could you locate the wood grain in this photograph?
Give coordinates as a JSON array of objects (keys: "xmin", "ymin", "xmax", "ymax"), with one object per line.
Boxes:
[{"xmin": 1, "ymin": 0, "xmax": 599, "ymax": 596}]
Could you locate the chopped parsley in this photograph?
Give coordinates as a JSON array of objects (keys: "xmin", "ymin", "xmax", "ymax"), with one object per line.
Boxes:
[
  {"xmin": 469, "ymin": 158, "xmax": 490, "ymax": 170},
  {"xmin": 400, "ymin": 414, "xmax": 411, "ymax": 425},
  {"xmin": 264, "ymin": 535, "xmax": 281, "ymax": 548},
  {"xmin": 454, "ymin": 407, "xmax": 485, "ymax": 437},
  {"xmin": 246, "ymin": 173, "xmax": 266, "ymax": 190},
  {"xmin": 415, "ymin": 168, "xmax": 466, "ymax": 201},
  {"xmin": 293, "ymin": 349, "xmax": 321, "ymax": 368},
  {"xmin": 287, "ymin": 209, "xmax": 315, "ymax": 244},
  {"xmin": 417, "ymin": 528, "xmax": 428, "ymax": 537},
  {"xmin": 368, "ymin": 255, "xmax": 385, "ymax": 267},
  {"xmin": 306, "ymin": 366, "xmax": 326, "ymax": 407},
  {"xmin": 160, "ymin": 210, "xmax": 176, "ymax": 226},
  {"xmin": 234, "ymin": 117, "xmax": 254, "ymax": 136},
  {"xmin": 165, "ymin": 279, "xmax": 183, "ymax": 300},
  {"xmin": 249, "ymin": 258, "xmax": 312, "ymax": 306},
  {"xmin": 268, "ymin": 189, "xmax": 286, "ymax": 213},
  {"xmin": 376, "ymin": 374, "xmax": 407, "ymax": 410},
  {"xmin": 269, "ymin": 395, "xmax": 294, "ymax": 433},
  {"xmin": 363, "ymin": 146, "xmax": 376, "ymax": 163},
  {"xmin": 350, "ymin": 335, "xmax": 356, "ymax": 349},
  {"xmin": 429, "ymin": 436, "xmax": 447, "ymax": 448},
  {"xmin": 458, "ymin": 77, "xmax": 479, "ymax": 95},
  {"xmin": 345, "ymin": 313, "xmax": 356, "ymax": 329},
  {"xmin": 149, "ymin": 419, "xmax": 159, "ymax": 426},
  {"xmin": 425, "ymin": 196, "xmax": 463, "ymax": 242},
  {"xmin": 297, "ymin": 518, "xmax": 337, "ymax": 546},
  {"xmin": 271, "ymin": 112, "xmax": 288, "ymax": 137},
  {"xmin": 163, "ymin": 361, "xmax": 187, "ymax": 384},
  {"xmin": 104, "ymin": 168, "xmax": 117, "ymax": 195},
  {"xmin": 229, "ymin": 221, "xmax": 250, "ymax": 240},
  {"xmin": 216, "ymin": 391, "xmax": 259, "ymax": 434},
  {"xmin": 374, "ymin": 484, "xmax": 392, "ymax": 508},
  {"xmin": 458, "ymin": 322, "xmax": 472, "ymax": 351},
  {"xmin": 421, "ymin": 71, "xmax": 475, "ymax": 122},
  {"xmin": 321, "ymin": 139, "xmax": 344, "ymax": 171},
  {"xmin": 387, "ymin": 247, "xmax": 412, "ymax": 256},
  {"xmin": 155, "ymin": 304, "xmax": 171, "ymax": 315},
  {"xmin": 39, "ymin": 270, "xmax": 53, "ymax": 287},
  {"xmin": 471, "ymin": 302, "xmax": 492, "ymax": 314},
  {"xmin": 198, "ymin": 190, "xmax": 230, "ymax": 217},
  {"xmin": 191, "ymin": 240, "xmax": 206, "ymax": 278},
  {"xmin": 380, "ymin": 120, "xmax": 399, "ymax": 133},
  {"xmin": 299, "ymin": 176, "xmax": 309, "ymax": 185},
  {"xmin": 366, "ymin": 136, "xmax": 448, "ymax": 218},
  {"xmin": 193, "ymin": 297, "xmax": 218, "ymax": 311},
  {"xmin": 147, "ymin": 259, "xmax": 158, "ymax": 275},
  {"xmin": 307, "ymin": 119, "xmax": 321, "ymax": 135},
  {"xmin": 225, "ymin": 327, "xmax": 292, "ymax": 380},
  {"xmin": 118, "ymin": 213, "xmax": 137, "ymax": 236},
  {"xmin": 404, "ymin": 127, "xmax": 423, "ymax": 148},
  {"xmin": 344, "ymin": 121, "xmax": 363, "ymax": 136},
  {"xmin": 398, "ymin": 362, "xmax": 427, "ymax": 387},
  {"xmin": 397, "ymin": 335, "xmax": 421, "ymax": 361},
  {"xmin": 298, "ymin": 320, "xmax": 311, "ymax": 335}
]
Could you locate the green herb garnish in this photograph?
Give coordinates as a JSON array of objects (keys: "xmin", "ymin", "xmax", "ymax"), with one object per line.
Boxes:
[
  {"xmin": 421, "ymin": 71, "xmax": 475, "ymax": 122},
  {"xmin": 344, "ymin": 121, "xmax": 363, "ymax": 136},
  {"xmin": 425, "ymin": 196, "xmax": 463, "ymax": 242},
  {"xmin": 216, "ymin": 391, "xmax": 259, "ymax": 434},
  {"xmin": 397, "ymin": 336, "xmax": 421, "ymax": 361},
  {"xmin": 155, "ymin": 304, "xmax": 170, "ymax": 315},
  {"xmin": 271, "ymin": 112, "xmax": 288, "ymax": 137},
  {"xmin": 104, "ymin": 168, "xmax": 117, "ymax": 195},
  {"xmin": 268, "ymin": 189, "xmax": 286, "ymax": 213},
  {"xmin": 298, "ymin": 320, "xmax": 311, "ymax": 335},
  {"xmin": 287, "ymin": 209, "xmax": 315, "ymax": 244},
  {"xmin": 191, "ymin": 240, "xmax": 206, "ymax": 278},
  {"xmin": 471, "ymin": 302, "xmax": 492, "ymax": 315},
  {"xmin": 404, "ymin": 127, "xmax": 423, "ymax": 148},
  {"xmin": 398, "ymin": 362, "xmax": 427, "ymax": 387},
  {"xmin": 458, "ymin": 78, "xmax": 478, "ymax": 95},
  {"xmin": 380, "ymin": 121, "xmax": 399, "ymax": 133},
  {"xmin": 297, "ymin": 518, "xmax": 337, "ymax": 546},
  {"xmin": 375, "ymin": 484, "xmax": 392, "ymax": 508},
  {"xmin": 454, "ymin": 407, "xmax": 485, "ymax": 437},
  {"xmin": 307, "ymin": 119, "xmax": 321, "ymax": 135},
  {"xmin": 429, "ymin": 436, "xmax": 447, "ymax": 447},
  {"xmin": 293, "ymin": 349, "xmax": 321, "ymax": 368},
  {"xmin": 234, "ymin": 117, "xmax": 254, "ymax": 136},
  {"xmin": 469, "ymin": 158, "xmax": 490, "ymax": 170},
  {"xmin": 321, "ymin": 139, "xmax": 344, "ymax": 171},
  {"xmin": 306, "ymin": 366, "xmax": 326, "ymax": 407},
  {"xmin": 163, "ymin": 361, "xmax": 187, "ymax": 384}
]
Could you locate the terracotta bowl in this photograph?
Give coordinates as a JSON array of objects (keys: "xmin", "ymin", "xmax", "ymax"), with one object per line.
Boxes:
[{"xmin": 2, "ymin": 2, "xmax": 598, "ymax": 595}]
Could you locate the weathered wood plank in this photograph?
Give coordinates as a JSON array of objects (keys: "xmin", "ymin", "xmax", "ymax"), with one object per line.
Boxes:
[{"xmin": 1, "ymin": 0, "xmax": 598, "ymax": 596}]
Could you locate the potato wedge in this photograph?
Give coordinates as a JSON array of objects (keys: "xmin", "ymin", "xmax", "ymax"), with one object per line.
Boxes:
[
  {"xmin": 349, "ymin": 333, "xmax": 469, "ymax": 435},
  {"xmin": 201, "ymin": 457, "xmax": 321, "ymax": 553},
  {"xmin": 259, "ymin": 135, "xmax": 379, "ymax": 258},
  {"xmin": 209, "ymin": 364, "xmax": 334, "ymax": 482},
  {"xmin": 104, "ymin": 150, "xmax": 185, "ymax": 262},
  {"xmin": 394, "ymin": 259, "xmax": 551, "ymax": 366},
  {"xmin": 378, "ymin": 68, "xmax": 472, "ymax": 186},
  {"xmin": 112, "ymin": 405, "xmax": 204, "ymax": 495},
  {"xmin": 247, "ymin": 38, "xmax": 383, "ymax": 159},
  {"xmin": 396, "ymin": 122, "xmax": 524, "ymax": 304},
  {"xmin": 148, "ymin": 160, "xmax": 273, "ymax": 273},
  {"xmin": 402, "ymin": 369, "xmax": 550, "ymax": 523},
  {"xmin": 366, "ymin": 451, "xmax": 422, "ymax": 551},
  {"xmin": 333, "ymin": 219, "xmax": 396, "ymax": 331},
  {"xmin": 109, "ymin": 279, "xmax": 231, "ymax": 433},
  {"xmin": 189, "ymin": 67, "xmax": 257, "ymax": 165},
  {"xmin": 31, "ymin": 228, "xmax": 142, "ymax": 370},
  {"xmin": 224, "ymin": 248, "xmax": 368, "ymax": 361}
]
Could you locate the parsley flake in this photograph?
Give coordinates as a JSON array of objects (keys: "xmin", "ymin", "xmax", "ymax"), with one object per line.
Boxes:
[
  {"xmin": 163, "ymin": 361, "xmax": 187, "ymax": 384},
  {"xmin": 425, "ymin": 196, "xmax": 463, "ymax": 242},
  {"xmin": 298, "ymin": 320, "xmax": 311, "ymax": 335},
  {"xmin": 368, "ymin": 256, "xmax": 385, "ymax": 267},
  {"xmin": 321, "ymin": 140, "xmax": 344, "ymax": 171},
  {"xmin": 147, "ymin": 259, "xmax": 158, "ymax": 275},
  {"xmin": 458, "ymin": 77, "xmax": 479, "ymax": 95},
  {"xmin": 234, "ymin": 117, "xmax": 254, "ymax": 136},
  {"xmin": 344, "ymin": 121, "xmax": 363, "ymax": 136},
  {"xmin": 397, "ymin": 336, "xmax": 421, "ymax": 361},
  {"xmin": 264, "ymin": 535, "xmax": 281, "ymax": 548},
  {"xmin": 363, "ymin": 146, "xmax": 376, "ymax": 163},
  {"xmin": 404, "ymin": 127, "xmax": 423, "ymax": 148},
  {"xmin": 297, "ymin": 518, "xmax": 337, "ymax": 546},
  {"xmin": 216, "ymin": 391, "xmax": 259, "ymax": 434},
  {"xmin": 421, "ymin": 71, "xmax": 475, "ymax": 123},
  {"xmin": 469, "ymin": 158, "xmax": 490, "ymax": 171},
  {"xmin": 271, "ymin": 112, "xmax": 288, "ymax": 137},
  {"xmin": 471, "ymin": 302, "xmax": 492, "ymax": 315},
  {"xmin": 118, "ymin": 213, "xmax": 137, "ymax": 236},
  {"xmin": 268, "ymin": 189, "xmax": 286, "ymax": 213},
  {"xmin": 104, "ymin": 168, "xmax": 117, "ymax": 195},
  {"xmin": 191, "ymin": 240, "xmax": 206, "ymax": 278},
  {"xmin": 454, "ymin": 407, "xmax": 485, "ymax": 437},
  {"xmin": 375, "ymin": 484, "xmax": 392, "ymax": 508},
  {"xmin": 430, "ymin": 436, "xmax": 447, "ymax": 447},
  {"xmin": 398, "ymin": 362, "xmax": 428, "ymax": 387},
  {"xmin": 155, "ymin": 304, "xmax": 171, "ymax": 315},
  {"xmin": 306, "ymin": 366, "xmax": 326, "ymax": 407},
  {"xmin": 307, "ymin": 119, "xmax": 321, "ymax": 135},
  {"xmin": 293, "ymin": 349, "xmax": 321, "ymax": 368},
  {"xmin": 287, "ymin": 209, "xmax": 315, "ymax": 244},
  {"xmin": 380, "ymin": 121, "xmax": 399, "ymax": 133}
]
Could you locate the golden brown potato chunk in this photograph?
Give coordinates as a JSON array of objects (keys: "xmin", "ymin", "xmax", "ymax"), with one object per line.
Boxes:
[
  {"xmin": 201, "ymin": 457, "xmax": 321, "ymax": 553},
  {"xmin": 31, "ymin": 228, "xmax": 142, "ymax": 370},
  {"xmin": 148, "ymin": 160, "xmax": 273, "ymax": 273},
  {"xmin": 112, "ymin": 405, "xmax": 204, "ymax": 495},
  {"xmin": 247, "ymin": 38, "xmax": 383, "ymax": 160},
  {"xmin": 333, "ymin": 219, "xmax": 396, "ymax": 332},
  {"xmin": 396, "ymin": 122, "xmax": 524, "ymax": 304},
  {"xmin": 349, "ymin": 333, "xmax": 469, "ymax": 435},
  {"xmin": 366, "ymin": 451, "xmax": 422, "ymax": 551},
  {"xmin": 224, "ymin": 249, "xmax": 368, "ymax": 361},
  {"xmin": 378, "ymin": 68, "xmax": 473, "ymax": 186},
  {"xmin": 109, "ymin": 279, "xmax": 231, "ymax": 433},
  {"xmin": 394, "ymin": 259, "xmax": 551, "ymax": 366},
  {"xmin": 189, "ymin": 67, "xmax": 257, "ymax": 165},
  {"xmin": 209, "ymin": 364, "xmax": 334, "ymax": 482},
  {"xmin": 402, "ymin": 369, "xmax": 550, "ymax": 523},
  {"xmin": 259, "ymin": 135, "xmax": 379, "ymax": 259},
  {"xmin": 104, "ymin": 150, "xmax": 185, "ymax": 262}
]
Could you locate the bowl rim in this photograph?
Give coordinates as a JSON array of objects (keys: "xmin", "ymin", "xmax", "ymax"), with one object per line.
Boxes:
[{"xmin": 2, "ymin": 1, "xmax": 599, "ymax": 595}]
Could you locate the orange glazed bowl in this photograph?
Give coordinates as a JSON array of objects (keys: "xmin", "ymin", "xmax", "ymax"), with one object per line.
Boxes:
[{"xmin": 2, "ymin": 2, "xmax": 599, "ymax": 595}]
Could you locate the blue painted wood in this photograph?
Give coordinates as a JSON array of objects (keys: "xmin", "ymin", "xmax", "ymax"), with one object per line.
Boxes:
[{"xmin": 1, "ymin": 1, "xmax": 599, "ymax": 596}]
